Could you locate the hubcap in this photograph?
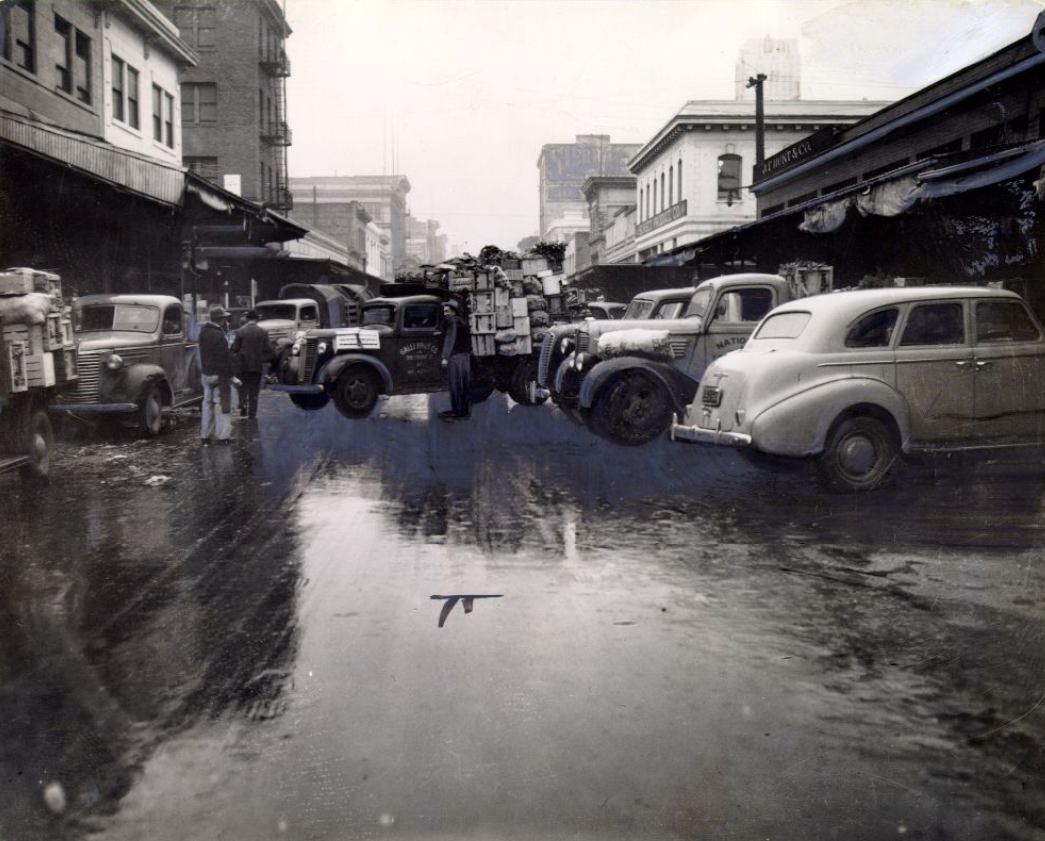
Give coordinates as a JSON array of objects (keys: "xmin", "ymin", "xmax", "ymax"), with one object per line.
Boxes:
[
  {"xmin": 838, "ymin": 433, "xmax": 877, "ymax": 476},
  {"xmin": 345, "ymin": 377, "xmax": 370, "ymax": 406},
  {"xmin": 31, "ymin": 431, "xmax": 48, "ymax": 465}
]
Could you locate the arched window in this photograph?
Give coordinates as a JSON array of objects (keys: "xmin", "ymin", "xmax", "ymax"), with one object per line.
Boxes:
[
  {"xmin": 668, "ymin": 166, "xmax": 674, "ymax": 205},
  {"xmin": 652, "ymin": 179, "xmax": 657, "ymax": 215},
  {"xmin": 678, "ymin": 160, "xmax": 683, "ymax": 201},
  {"xmin": 718, "ymin": 153, "xmax": 742, "ymax": 202},
  {"xmin": 660, "ymin": 173, "xmax": 666, "ymax": 211}
]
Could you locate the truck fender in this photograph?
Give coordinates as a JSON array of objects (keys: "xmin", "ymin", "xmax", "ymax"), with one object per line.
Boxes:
[
  {"xmin": 749, "ymin": 378, "xmax": 911, "ymax": 458},
  {"xmin": 319, "ymin": 354, "xmax": 393, "ymax": 394},
  {"xmin": 110, "ymin": 363, "xmax": 171, "ymax": 405},
  {"xmin": 578, "ymin": 356, "xmax": 698, "ymax": 414}
]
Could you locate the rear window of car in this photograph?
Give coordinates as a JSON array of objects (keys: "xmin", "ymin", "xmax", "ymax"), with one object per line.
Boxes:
[
  {"xmin": 623, "ymin": 299, "xmax": 653, "ymax": 320},
  {"xmin": 654, "ymin": 301, "xmax": 685, "ymax": 319},
  {"xmin": 752, "ymin": 311, "xmax": 811, "ymax": 340},
  {"xmin": 846, "ymin": 308, "xmax": 899, "ymax": 348}
]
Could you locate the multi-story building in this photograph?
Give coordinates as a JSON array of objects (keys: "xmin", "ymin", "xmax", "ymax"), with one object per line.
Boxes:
[
  {"xmin": 156, "ymin": 0, "xmax": 292, "ymax": 210},
  {"xmin": 582, "ymin": 175, "xmax": 637, "ymax": 267},
  {"xmin": 602, "ymin": 207, "xmax": 638, "ymax": 265},
  {"xmin": 365, "ymin": 221, "xmax": 389, "ymax": 280},
  {"xmin": 734, "ymin": 36, "xmax": 800, "ymax": 101},
  {"xmin": 537, "ymin": 135, "xmax": 642, "ymax": 240},
  {"xmin": 289, "ymin": 176, "xmax": 411, "ymax": 279}
]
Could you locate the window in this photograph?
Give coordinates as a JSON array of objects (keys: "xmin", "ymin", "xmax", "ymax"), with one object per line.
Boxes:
[
  {"xmin": 152, "ymin": 83, "xmax": 162, "ymax": 140},
  {"xmin": 54, "ymin": 15, "xmax": 70, "ymax": 92},
  {"xmin": 181, "ymin": 82, "xmax": 217, "ymax": 123},
  {"xmin": 55, "ymin": 17, "xmax": 90, "ymax": 102},
  {"xmin": 753, "ymin": 312, "xmax": 811, "ymax": 340},
  {"xmin": 660, "ymin": 173, "xmax": 665, "ymax": 210},
  {"xmin": 79, "ymin": 304, "xmax": 159, "ymax": 333},
  {"xmin": 112, "ymin": 56, "xmax": 124, "ymax": 121},
  {"xmin": 403, "ymin": 304, "xmax": 440, "ymax": 330},
  {"xmin": 714, "ymin": 288, "xmax": 774, "ymax": 323},
  {"xmin": 173, "ymin": 6, "xmax": 215, "ymax": 49},
  {"xmin": 258, "ymin": 87, "xmax": 264, "ymax": 128},
  {"xmin": 299, "ymin": 306, "xmax": 318, "ymax": 323},
  {"xmin": 652, "ymin": 180, "xmax": 657, "ymax": 215},
  {"xmin": 164, "ymin": 92, "xmax": 174, "ymax": 147},
  {"xmin": 73, "ymin": 28, "xmax": 89, "ymax": 102},
  {"xmin": 655, "ymin": 302, "xmax": 685, "ymax": 320},
  {"xmin": 975, "ymin": 300, "xmax": 1041, "ymax": 343},
  {"xmin": 846, "ymin": 308, "xmax": 899, "ymax": 348},
  {"xmin": 683, "ymin": 288, "xmax": 711, "ymax": 319},
  {"xmin": 161, "ymin": 304, "xmax": 184, "ymax": 336},
  {"xmin": 900, "ymin": 303, "xmax": 964, "ymax": 346},
  {"xmin": 184, "ymin": 156, "xmax": 219, "ymax": 180},
  {"xmin": 668, "ymin": 165, "xmax": 674, "ymax": 205},
  {"xmin": 127, "ymin": 66, "xmax": 139, "ymax": 127},
  {"xmin": 677, "ymin": 159, "xmax": 682, "ymax": 202},
  {"xmin": 717, "ymin": 153, "xmax": 742, "ymax": 201},
  {"xmin": 2, "ymin": 0, "xmax": 35, "ymax": 72}
]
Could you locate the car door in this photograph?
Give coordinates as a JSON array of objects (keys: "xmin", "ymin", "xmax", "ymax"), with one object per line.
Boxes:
[
  {"xmin": 893, "ymin": 300, "xmax": 975, "ymax": 443},
  {"xmin": 394, "ymin": 302, "xmax": 445, "ymax": 388},
  {"xmin": 970, "ymin": 297, "xmax": 1045, "ymax": 443},
  {"xmin": 158, "ymin": 303, "xmax": 189, "ymax": 398},
  {"xmin": 697, "ymin": 286, "xmax": 776, "ymax": 376}
]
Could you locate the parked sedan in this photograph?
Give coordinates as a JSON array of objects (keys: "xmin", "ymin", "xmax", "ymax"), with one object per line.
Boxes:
[{"xmin": 671, "ymin": 286, "xmax": 1045, "ymax": 491}]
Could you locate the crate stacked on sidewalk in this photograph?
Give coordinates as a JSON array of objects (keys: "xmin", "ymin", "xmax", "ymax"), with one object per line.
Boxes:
[{"xmin": 0, "ymin": 267, "xmax": 77, "ymax": 392}]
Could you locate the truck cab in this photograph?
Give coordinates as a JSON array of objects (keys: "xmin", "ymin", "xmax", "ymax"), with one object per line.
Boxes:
[
  {"xmin": 538, "ymin": 274, "xmax": 791, "ymax": 445},
  {"xmin": 255, "ymin": 298, "xmax": 322, "ymax": 347}
]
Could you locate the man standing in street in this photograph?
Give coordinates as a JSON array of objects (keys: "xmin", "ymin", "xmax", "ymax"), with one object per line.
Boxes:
[
  {"xmin": 231, "ymin": 309, "xmax": 273, "ymax": 419},
  {"xmin": 440, "ymin": 299, "xmax": 472, "ymax": 421},
  {"xmin": 198, "ymin": 306, "xmax": 238, "ymax": 444}
]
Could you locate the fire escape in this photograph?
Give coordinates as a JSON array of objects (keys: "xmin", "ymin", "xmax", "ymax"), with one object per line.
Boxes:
[{"xmin": 260, "ymin": 46, "xmax": 292, "ymax": 211}]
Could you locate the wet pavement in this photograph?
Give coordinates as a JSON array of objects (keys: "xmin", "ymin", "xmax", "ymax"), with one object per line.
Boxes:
[{"xmin": 2, "ymin": 390, "xmax": 1044, "ymax": 841}]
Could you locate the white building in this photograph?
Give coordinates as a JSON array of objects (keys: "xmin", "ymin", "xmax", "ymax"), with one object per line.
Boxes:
[
  {"xmin": 366, "ymin": 221, "xmax": 390, "ymax": 280},
  {"xmin": 285, "ymin": 227, "xmax": 349, "ymax": 264},
  {"xmin": 630, "ymin": 98, "xmax": 888, "ymax": 261},
  {"xmin": 100, "ymin": 0, "xmax": 197, "ymax": 164},
  {"xmin": 602, "ymin": 207, "xmax": 637, "ymax": 265}
]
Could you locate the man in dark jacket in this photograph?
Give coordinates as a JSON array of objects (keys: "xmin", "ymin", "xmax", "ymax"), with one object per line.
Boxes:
[
  {"xmin": 198, "ymin": 306, "xmax": 238, "ymax": 444},
  {"xmin": 231, "ymin": 309, "xmax": 273, "ymax": 419},
  {"xmin": 440, "ymin": 299, "xmax": 472, "ymax": 421}
]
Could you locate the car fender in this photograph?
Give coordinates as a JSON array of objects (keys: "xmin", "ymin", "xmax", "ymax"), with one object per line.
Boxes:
[
  {"xmin": 579, "ymin": 356, "xmax": 698, "ymax": 413},
  {"xmin": 320, "ymin": 354, "xmax": 392, "ymax": 393},
  {"xmin": 749, "ymin": 378, "xmax": 911, "ymax": 457},
  {"xmin": 108, "ymin": 363, "xmax": 171, "ymax": 405}
]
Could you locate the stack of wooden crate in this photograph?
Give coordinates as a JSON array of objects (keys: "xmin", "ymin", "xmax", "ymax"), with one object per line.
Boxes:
[{"xmin": 0, "ymin": 268, "xmax": 77, "ymax": 391}]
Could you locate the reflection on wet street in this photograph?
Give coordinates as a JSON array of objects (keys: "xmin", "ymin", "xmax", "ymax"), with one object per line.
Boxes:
[{"xmin": 2, "ymin": 391, "xmax": 1044, "ymax": 840}]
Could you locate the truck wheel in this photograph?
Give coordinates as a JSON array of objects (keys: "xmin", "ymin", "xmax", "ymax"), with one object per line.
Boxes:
[
  {"xmin": 507, "ymin": 358, "xmax": 547, "ymax": 406},
  {"xmin": 469, "ymin": 382, "xmax": 496, "ymax": 404},
  {"xmin": 592, "ymin": 371, "xmax": 672, "ymax": 445},
  {"xmin": 290, "ymin": 393, "xmax": 330, "ymax": 411},
  {"xmin": 19, "ymin": 409, "xmax": 54, "ymax": 483},
  {"xmin": 139, "ymin": 384, "xmax": 167, "ymax": 436},
  {"xmin": 816, "ymin": 416, "xmax": 898, "ymax": 492},
  {"xmin": 332, "ymin": 366, "xmax": 380, "ymax": 419}
]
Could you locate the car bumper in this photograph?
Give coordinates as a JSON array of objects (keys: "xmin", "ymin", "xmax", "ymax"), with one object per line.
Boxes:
[
  {"xmin": 670, "ymin": 414, "xmax": 752, "ymax": 447},
  {"xmin": 268, "ymin": 383, "xmax": 325, "ymax": 395},
  {"xmin": 50, "ymin": 402, "xmax": 139, "ymax": 414}
]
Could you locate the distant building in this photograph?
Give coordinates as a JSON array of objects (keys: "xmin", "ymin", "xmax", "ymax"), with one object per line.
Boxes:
[
  {"xmin": 289, "ymin": 176, "xmax": 411, "ymax": 280},
  {"xmin": 583, "ymin": 175, "xmax": 637, "ymax": 267},
  {"xmin": 537, "ymin": 135, "xmax": 642, "ymax": 240},
  {"xmin": 404, "ymin": 216, "xmax": 448, "ymax": 265},
  {"xmin": 735, "ymin": 37, "xmax": 801, "ymax": 101},
  {"xmin": 155, "ymin": 0, "xmax": 293, "ymax": 210}
]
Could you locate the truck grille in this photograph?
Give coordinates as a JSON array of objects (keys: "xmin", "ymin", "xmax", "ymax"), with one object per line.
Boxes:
[
  {"xmin": 701, "ymin": 385, "xmax": 722, "ymax": 407},
  {"xmin": 66, "ymin": 351, "xmax": 101, "ymax": 402},
  {"xmin": 670, "ymin": 339, "xmax": 690, "ymax": 358},
  {"xmin": 537, "ymin": 333, "xmax": 555, "ymax": 386},
  {"xmin": 575, "ymin": 331, "xmax": 590, "ymax": 354},
  {"xmin": 302, "ymin": 339, "xmax": 319, "ymax": 382},
  {"xmin": 268, "ymin": 328, "xmax": 291, "ymax": 344}
]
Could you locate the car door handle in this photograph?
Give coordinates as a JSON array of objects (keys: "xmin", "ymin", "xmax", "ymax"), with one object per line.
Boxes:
[
  {"xmin": 975, "ymin": 360, "xmax": 993, "ymax": 368},
  {"xmin": 954, "ymin": 360, "xmax": 972, "ymax": 368}
]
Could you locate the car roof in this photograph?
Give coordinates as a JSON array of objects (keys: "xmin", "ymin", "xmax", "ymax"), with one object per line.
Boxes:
[
  {"xmin": 257, "ymin": 298, "xmax": 315, "ymax": 307},
  {"xmin": 771, "ymin": 285, "xmax": 1022, "ymax": 322},
  {"xmin": 78, "ymin": 294, "xmax": 181, "ymax": 307},
  {"xmin": 631, "ymin": 287, "xmax": 696, "ymax": 301},
  {"xmin": 366, "ymin": 294, "xmax": 443, "ymax": 306}
]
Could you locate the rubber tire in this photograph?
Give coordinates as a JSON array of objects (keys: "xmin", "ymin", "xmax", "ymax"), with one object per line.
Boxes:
[
  {"xmin": 139, "ymin": 383, "xmax": 167, "ymax": 436},
  {"xmin": 290, "ymin": 393, "xmax": 331, "ymax": 411},
  {"xmin": 507, "ymin": 358, "xmax": 547, "ymax": 406},
  {"xmin": 591, "ymin": 371, "xmax": 673, "ymax": 446},
  {"xmin": 19, "ymin": 409, "xmax": 54, "ymax": 483},
  {"xmin": 469, "ymin": 382, "xmax": 496, "ymax": 405},
  {"xmin": 816, "ymin": 416, "xmax": 898, "ymax": 492},
  {"xmin": 332, "ymin": 366, "xmax": 380, "ymax": 419}
]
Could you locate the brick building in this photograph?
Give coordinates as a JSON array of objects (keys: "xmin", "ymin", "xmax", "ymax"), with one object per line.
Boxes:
[{"xmin": 156, "ymin": 0, "xmax": 293, "ymax": 210}]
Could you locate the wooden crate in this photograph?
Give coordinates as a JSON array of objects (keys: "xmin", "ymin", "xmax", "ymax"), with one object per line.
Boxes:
[
  {"xmin": 494, "ymin": 287, "xmax": 510, "ymax": 307},
  {"xmin": 546, "ymin": 295, "xmax": 565, "ymax": 315},
  {"xmin": 449, "ymin": 276, "xmax": 475, "ymax": 292},
  {"xmin": 24, "ymin": 351, "xmax": 56, "ymax": 387},
  {"xmin": 55, "ymin": 348, "xmax": 78, "ymax": 382},
  {"xmin": 513, "ymin": 316, "xmax": 531, "ymax": 335},
  {"xmin": 5, "ymin": 339, "xmax": 28, "ymax": 392},
  {"xmin": 470, "ymin": 313, "xmax": 495, "ymax": 334},
  {"xmin": 474, "ymin": 272, "xmax": 493, "ymax": 292},
  {"xmin": 471, "ymin": 334, "xmax": 496, "ymax": 356},
  {"xmin": 510, "ymin": 297, "xmax": 528, "ymax": 317},
  {"xmin": 522, "ymin": 258, "xmax": 548, "ymax": 275},
  {"xmin": 469, "ymin": 291, "xmax": 494, "ymax": 313},
  {"xmin": 495, "ymin": 306, "xmax": 513, "ymax": 329}
]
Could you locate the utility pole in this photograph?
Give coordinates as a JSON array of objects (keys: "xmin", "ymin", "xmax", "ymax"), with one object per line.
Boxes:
[{"xmin": 747, "ymin": 73, "xmax": 767, "ymax": 167}]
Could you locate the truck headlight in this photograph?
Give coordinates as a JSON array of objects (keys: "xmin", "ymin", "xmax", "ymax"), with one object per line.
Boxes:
[
  {"xmin": 316, "ymin": 341, "xmax": 328, "ymax": 355},
  {"xmin": 106, "ymin": 353, "xmax": 124, "ymax": 371},
  {"xmin": 291, "ymin": 339, "xmax": 303, "ymax": 356}
]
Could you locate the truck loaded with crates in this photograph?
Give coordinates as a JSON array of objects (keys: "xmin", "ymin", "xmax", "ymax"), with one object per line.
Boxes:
[
  {"xmin": 271, "ymin": 260, "xmax": 572, "ymax": 416},
  {"xmin": 0, "ymin": 267, "xmax": 78, "ymax": 482}
]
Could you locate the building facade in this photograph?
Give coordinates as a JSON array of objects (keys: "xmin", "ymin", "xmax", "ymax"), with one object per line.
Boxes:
[
  {"xmin": 582, "ymin": 175, "xmax": 636, "ymax": 267},
  {"xmin": 734, "ymin": 36, "xmax": 801, "ymax": 101},
  {"xmin": 289, "ymin": 176, "xmax": 411, "ymax": 280},
  {"xmin": 630, "ymin": 99, "xmax": 888, "ymax": 262},
  {"xmin": 156, "ymin": 0, "xmax": 292, "ymax": 210},
  {"xmin": 537, "ymin": 134, "xmax": 642, "ymax": 240}
]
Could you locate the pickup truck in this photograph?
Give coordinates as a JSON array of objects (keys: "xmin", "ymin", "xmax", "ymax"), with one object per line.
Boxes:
[{"xmin": 536, "ymin": 273, "xmax": 794, "ymax": 445}]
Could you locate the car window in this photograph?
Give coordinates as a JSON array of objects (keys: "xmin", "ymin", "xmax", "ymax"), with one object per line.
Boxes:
[
  {"xmin": 256, "ymin": 304, "xmax": 297, "ymax": 321},
  {"xmin": 846, "ymin": 308, "xmax": 899, "ymax": 348},
  {"xmin": 161, "ymin": 304, "xmax": 183, "ymax": 336},
  {"xmin": 623, "ymin": 299, "xmax": 653, "ymax": 320},
  {"xmin": 402, "ymin": 303, "xmax": 440, "ymax": 330},
  {"xmin": 899, "ymin": 302, "xmax": 965, "ymax": 346},
  {"xmin": 752, "ymin": 311, "xmax": 811, "ymax": 340},
  {"xmin": 975, "ymin": 300, "xmax": 1041, "ymax": 343},
  {"xmin": 300, "ymin": 305, "xmax": 319, "ymax": 322},
  {"xmin": 361, "ymin": 305, "xmax": 396, "ymax": 326},
  {"xmin": 79, "ymin": 304, "xmax": 160, "ymax": 333},
  {"xmin": 655, "ymin": 301, "xmax": 684, "ymax": 320},
  {"xmin": 715, "ymin": 288, "xmax": 774, "ymax": 323},
  {"xmin": 683, "ymin": 288, "xmax": 712, "ymax": 319}
]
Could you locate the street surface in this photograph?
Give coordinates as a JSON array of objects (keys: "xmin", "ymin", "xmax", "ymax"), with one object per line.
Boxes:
[{"xmin": 2, "ymin": 390, "xmax": 1045, "ymax": 841}]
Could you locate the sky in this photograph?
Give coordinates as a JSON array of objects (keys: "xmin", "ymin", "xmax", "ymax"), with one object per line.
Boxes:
[{"xmin": 285, "ymin": 0, "xmax": 1043, "ymax": 255}]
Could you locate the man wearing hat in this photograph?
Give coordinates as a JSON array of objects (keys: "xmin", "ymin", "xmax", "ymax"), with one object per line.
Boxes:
[
  {"xmin": 231, "ymin": 309, "xmax": 274, "ymax": 420},
  {"xmin": 440, "ymin": 298, "xmax": 472, "ymax": 420},
  {"xmin": 198, "ymin": 306, "xmax": 238, "ymax": 443}
]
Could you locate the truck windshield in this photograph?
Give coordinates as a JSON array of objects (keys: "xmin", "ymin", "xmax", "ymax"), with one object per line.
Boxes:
[
  {"xmin": 256, "ymin": 304, "xmax": 298, "ymax": 321},
  {"xmin": 362, "ymin": 305, "xmax": 396, "ymax": 326},
  {"xmin": 623, "ymin": 299, "xmax": 653, "ymax": 320},
  {"xmin": 79, "ymin": 304, "xmax": 159, "ymax": 333},
  {"xmin": 683, "ymin": 288, "xmax": 711, "ymax": 319}
]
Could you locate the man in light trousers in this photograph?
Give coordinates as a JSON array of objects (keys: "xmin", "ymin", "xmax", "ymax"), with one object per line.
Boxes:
[{"xmin": 198, "ymin": 306, "xmax": 240, "ymax": 444}]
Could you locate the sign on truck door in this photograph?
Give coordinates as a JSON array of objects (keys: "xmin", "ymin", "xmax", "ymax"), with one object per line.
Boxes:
[{"xmin": 395, "ymin": 302, "xmax": 445, "ymax": 388}]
